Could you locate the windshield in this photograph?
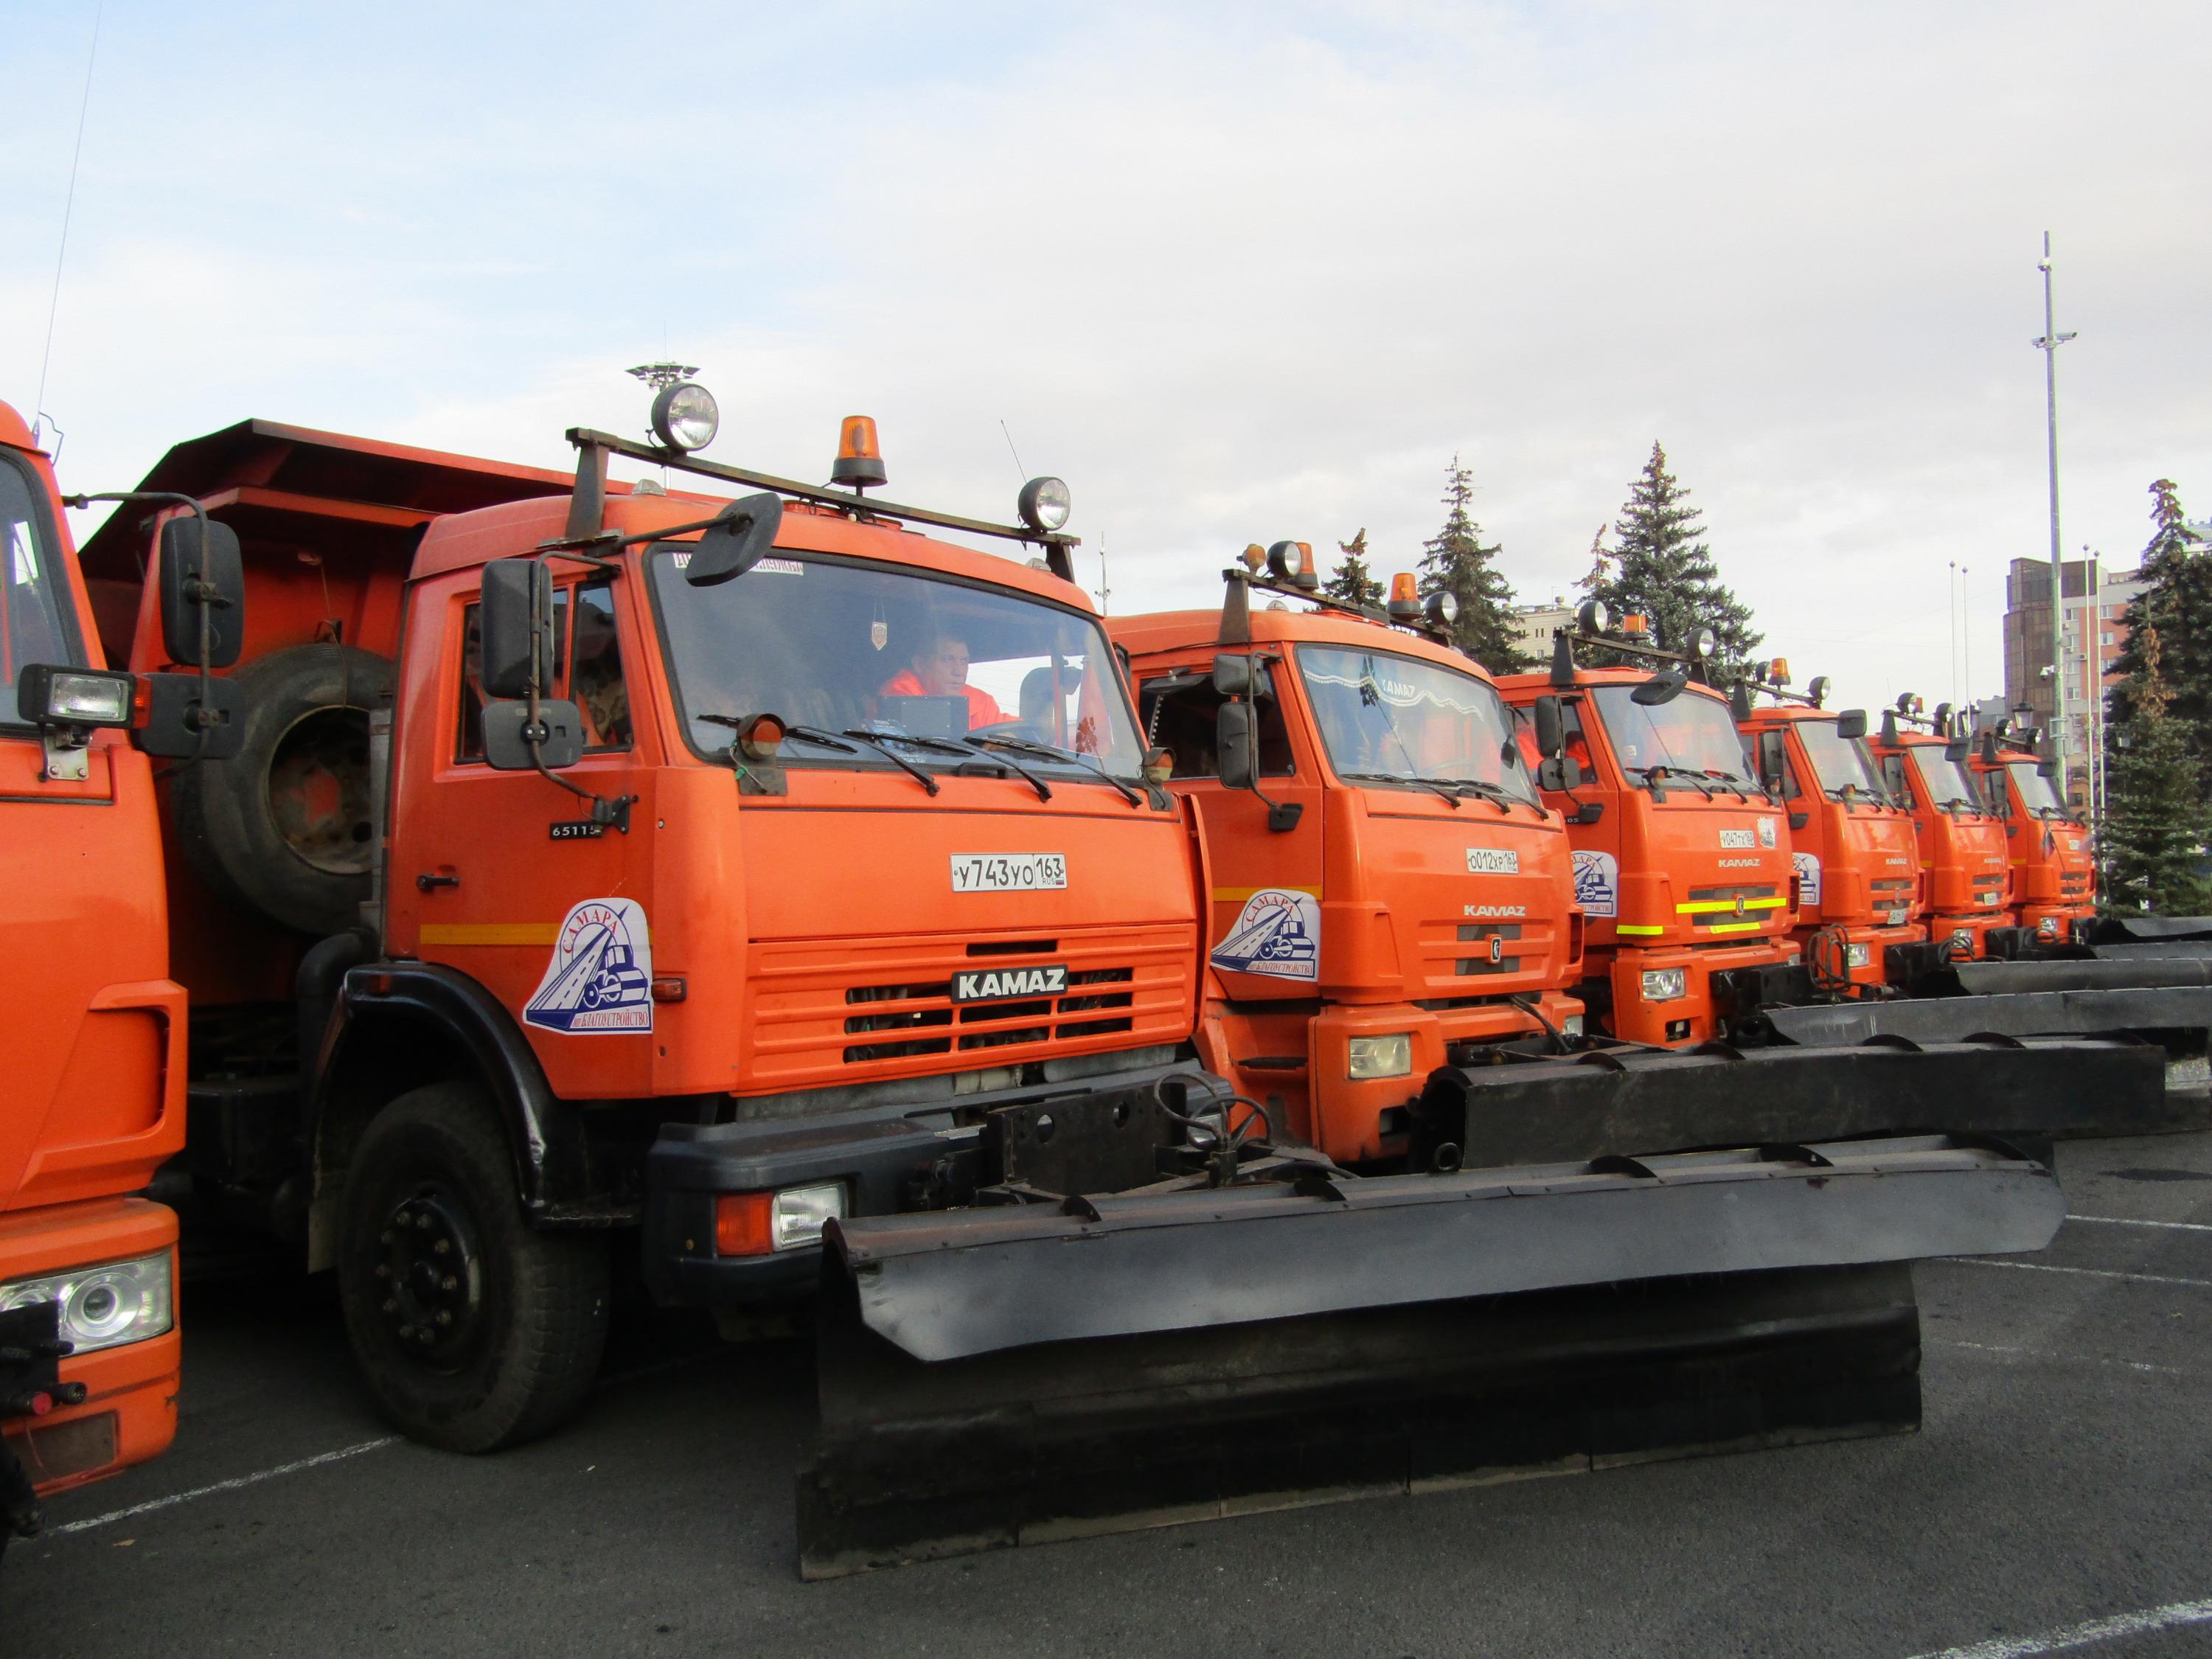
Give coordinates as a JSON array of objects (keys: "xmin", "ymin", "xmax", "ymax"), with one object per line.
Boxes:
[
  {"xmin": 1590, "ymin": 684, "xmax": 1757, "ymax": 791},
  {"xmin": 646, "ymin": 546, "xmax": 1145, "ymax": 781},
  {"xmin": 1908, "ymin": 746, "xmax": 1983, "ymax": 814},
  {"xmin": 1796, "ymin": 718, "xmax": 1890, "ymax": 801},
  {"xmin": 1294, "ymin": 641, "xmax": 1539, "ymax": 806},
  {"xmin": 2006, "ymin": 759, "xmax": 2067, "ymax": 818},
  {"xmin": 1, "ymin": 453, "xmax": 82, "ymax": 726}
]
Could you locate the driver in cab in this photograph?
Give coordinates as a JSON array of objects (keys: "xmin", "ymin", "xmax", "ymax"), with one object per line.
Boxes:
[{"xmin": 880, "ymin": 632, "xmax": 1004, "ymax": 728}]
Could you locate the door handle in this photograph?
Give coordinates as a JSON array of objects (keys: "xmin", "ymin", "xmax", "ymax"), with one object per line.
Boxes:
[{"xmin": 416, "ymin": 873, "xmax": 460, "ymax": 892}]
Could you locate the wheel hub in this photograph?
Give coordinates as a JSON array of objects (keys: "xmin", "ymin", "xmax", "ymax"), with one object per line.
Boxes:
[{"xmin": 372, "ymin": 1186, "xmax": 484, "ymax": 1369}]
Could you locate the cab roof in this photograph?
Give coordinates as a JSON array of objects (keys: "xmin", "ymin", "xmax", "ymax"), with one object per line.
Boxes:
[{"xmin": 1108, "ymin": 603, "xmax": 1484, "ymax": 677}]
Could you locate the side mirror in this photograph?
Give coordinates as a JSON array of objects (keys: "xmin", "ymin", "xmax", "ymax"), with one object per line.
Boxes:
[
  {"xmin": 1216, "ymin": 700, "xmax": 1256, "ymax": 790},
  {"xmin": 159, "ymin": 516, "xmax": 244, "ymax": 668},
  {"xmin": 1531, "ymin": 695, "xmax": 1564, "ymax": 759},
  {"xmin": 1835, "ymin": 709, "xmax": 1868, "ymax": 741},
  {"xmin": 481, "ymin": 559, "xmax": 554, "ymax": 700},
  {"xmin": 1728, "ymin": 682, "xmax": 1752, "ymax": 723},
  {"xmin": 135, "ymin": 670, "xmax": 243, "ymax": 759},
  {"xmin": 1882, "ymin": 755, "xmax": 1907, "ymax": 799},
  {"xmin": 2037, "ymin": 758, "xmax": 2059, "ymax": 780},
  {"xmin": 1944, "ymin": 737, "xmax": 1969, "ymax": 764},
  {"xmin": 1757, "ymin": 729, "xmax": 1789, "ymax": 796},
  {"xmin": 481, "ymin": 699, "xmax": 585, "ymax": 771},
  {"xmin": 681, "ymin": 493, "xmax": 784, "ymax": 587},
  {"xmin": 1539, "ymin": 756, "xmax": 1582, "ymax": 792},
  {"xmin": 1211, "ymin": 653, "xmax": 1253, "ymax": 698},
  {"xmin": 1630, "ymin": 668, "xmax": 1687, "ymax": 706}
]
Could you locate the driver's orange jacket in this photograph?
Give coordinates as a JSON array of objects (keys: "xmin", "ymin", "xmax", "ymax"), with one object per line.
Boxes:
[{"xmin": 878, "ymin": 669, "xmax": 1005, "ymax": 726}]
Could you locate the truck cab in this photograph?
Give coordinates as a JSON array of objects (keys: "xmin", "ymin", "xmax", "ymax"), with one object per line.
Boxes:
[
  {"xmin": 1871, "ymin": 708, "xmax": 2011, "ymax": 961},
  {"xmin": 1735, "ymin": 698, "xmax": 1924, "ymax": 989},
  {"xmin": 1, "ymin": 400, "xmax": 184, "ymax": 1529},
  {"xmin": 1498, "ymin": 633, "xmax": 1796, "ymax": 1047},
  {"xmin": 1110, "ymin": 568, "xmax": 1582, "ymax": 1167},
  {"xmin": 1971, "ymin": 736, "xmax": 2094, "ymax": 943}
]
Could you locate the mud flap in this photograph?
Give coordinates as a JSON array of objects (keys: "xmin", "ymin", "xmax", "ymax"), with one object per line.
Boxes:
[{"xmin": 795, "ymin": 1137, "xmax": 2057, "ymax": 1576}]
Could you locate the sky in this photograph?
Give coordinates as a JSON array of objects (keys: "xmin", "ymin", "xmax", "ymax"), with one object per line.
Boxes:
[{"xmin": 6, "ymin": 0, "xmax": 2209, "ymax": 717}]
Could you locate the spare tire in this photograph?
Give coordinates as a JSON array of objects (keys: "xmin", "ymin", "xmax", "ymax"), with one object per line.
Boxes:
[{"xmin": 173, "ymin": 644, "xmax": 393, "ymax": 936}]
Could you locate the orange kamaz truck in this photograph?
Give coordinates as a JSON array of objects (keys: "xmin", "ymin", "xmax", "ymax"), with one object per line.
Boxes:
[
  {"xmin": 1871, "ymin": 700, "xmax": 2011, "ymax": 961},
  {"xmin": 1495, "ymin": 609, "xmax": 1798, "ymax": 1046},
  {"xmin": 71, "ymin": 390, "xmax": 2155, "ymax": 1575},
  {"xmin": 1109, "ymin": 560, "xmax": 1585, "ymax": 1169},
  {"xmin": 1733, "ymin": 672, "xmax": 1925, "ymax": 990},
  {"xmin": 1, "ymin": 397, "xmax": 223, "ymax": 1554},
  {"xmin": 1972, "ymin": 728, "xmax": 2095, "ymax": 945}
]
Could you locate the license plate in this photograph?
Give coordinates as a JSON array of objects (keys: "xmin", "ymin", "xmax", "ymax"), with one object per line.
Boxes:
[
  {"xmin": 1466, "ymin": 848, "xmax": 1520, "ymax": 874},
  {"xmin": 953, "ymin": 964, "xmax": 1069, "ymax": 1003},
  {"xmin": 950, "ymin": 853, "xmax": 1067, "ymax": 892},
  {"xmin": 1719, "ymin": 829, "xmax": 1756, "ymax": 849},
  {"xmin": 1887, "ymin": 908, "xmax": 1910, "ymax": 926}
]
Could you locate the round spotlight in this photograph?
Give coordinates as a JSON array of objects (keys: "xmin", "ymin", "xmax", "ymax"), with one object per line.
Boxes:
[
  {"xmin": 1425, "ymin": 591, "xmax": 1459, "ymax": 628},
  {"xmin": 1265, "ymin": 540, "xmax": 1307, "ymax": 582},
  {"xmin": 1576, "ymin": 599, "xmax": 1610, "ymax": 635},
  {"xmin": 650, "ymin": 382, "xmax": 720, "ymax": 452},
  {"xmin": 1018, "ymin": 476, "xmax": 1072, "ymax": 534},
  {"xmin": 1689, "ymin": 626, "xmax": 1718, "ymax": 661}
]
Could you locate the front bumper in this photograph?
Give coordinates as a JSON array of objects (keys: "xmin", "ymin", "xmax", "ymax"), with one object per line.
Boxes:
[
  {"xmin": 0, "ymin": 1197, "xmax": 180, "ymax": 1505},
  {"xmin": 643, "ymin": 1056, "xmax": 1223, "ymax": 1310},
  {"xmin": 1601, "ymin": 937, "xmax": 1795, "ymax": 1047}
]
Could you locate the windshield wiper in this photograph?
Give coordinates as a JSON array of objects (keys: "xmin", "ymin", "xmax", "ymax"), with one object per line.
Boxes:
[
  {"xmin": 934, "ymin": 735, "xmax": 1051, "ymax": 801},
  {"xmin": 784, "ymin": 724, "xmax": 940, "ymax": 796},
  {"xmin": 1641, "ymin": 765, "xmax": 1716, "ymax": 799},
  {"xmin": 1700, "ymin": 768, "xmax": 1753, "ymax": 801},
  {"xmin": 1340, "ymin": 771, "xmax": 1460, "ymax": 810},
  {"xmin": 964, "ymin": 734, "xmax": 1143, "ymax": 806},
  {"xmin": 1445, "ymin": 778, "xmax": 1530, "ymax": 816}
]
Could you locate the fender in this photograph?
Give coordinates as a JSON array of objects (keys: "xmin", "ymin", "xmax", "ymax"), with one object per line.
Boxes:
[{"xmin": 313, "ymin": 961, "xmax": 601, "ymax": 1234}]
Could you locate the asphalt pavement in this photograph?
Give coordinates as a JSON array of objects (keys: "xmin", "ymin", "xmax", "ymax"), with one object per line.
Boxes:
[{"xmin": 9, "ymin": 1133, "xmax": 2212, "ymax": 1659}]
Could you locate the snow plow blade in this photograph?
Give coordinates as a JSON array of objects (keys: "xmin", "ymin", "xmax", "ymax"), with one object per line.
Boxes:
[{"xmin": 796, "ymin": 1135, "xmax": 2059, "ymax": 1576}]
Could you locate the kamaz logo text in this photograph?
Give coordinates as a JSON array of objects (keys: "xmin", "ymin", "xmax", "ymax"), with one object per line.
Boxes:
[
  {"xmin": 951, "ymin": 964, "xmax": 1069, "ymax": 1003},
  {"xmin": 1464, "ymin": 905, "xmax": 1527, "ymax": 918}
]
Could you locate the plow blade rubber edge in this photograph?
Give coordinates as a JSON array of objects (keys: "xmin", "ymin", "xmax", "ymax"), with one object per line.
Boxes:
[{"xmin": 795, "ymin": 1138, "xmax": 2059, "ymax": 1576}]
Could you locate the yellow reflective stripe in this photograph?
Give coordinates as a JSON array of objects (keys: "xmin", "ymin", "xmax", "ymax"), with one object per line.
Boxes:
[
  {"xmin": 1701, "ymin": 921, "xmax": 1765, "ymax": 935},
  {"xmin": 1615, "ymin": 924, "xmax": 1666, "ymax": 936},
  {"xmin": 1211, "ymin": 886, "xmax": 1321, "ymax": 903},
  {"xmin": 1674, "ymin": 897, "xmax": 1786, "ymax": 914},
  {"xmin": 420, "ymin": 922, "xmax": 561, "ymax": 947}
]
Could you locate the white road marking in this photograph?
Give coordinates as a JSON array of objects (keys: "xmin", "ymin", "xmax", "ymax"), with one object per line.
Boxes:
[
  {"xmin": 42, "ymin": 1437, "xmax": 399, "ymax": 1538},
  {"xmin": 2066, "ymin": 1214, "xmax": 2212, "ymax": 1234},
  {"xmin": 1907, "ymin": 1596, "xmax": 2212, "ymax": 1658},
  {"xmin": 1948, "ymin": 1259, "xmax": 2212, "ymax": 1290},
  {"xmin": 1931, "ymin": 1339, "xmax": 2189, "ymax": 1380}
]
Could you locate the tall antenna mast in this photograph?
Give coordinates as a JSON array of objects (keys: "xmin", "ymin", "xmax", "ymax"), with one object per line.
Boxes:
[
  {"xmin": 34, "ymin": 3, "xmax": 104, "ymax": 448},
  {"xmin": 2034, "ymin": 232, "xmax": 2077, "ymax": 798}
]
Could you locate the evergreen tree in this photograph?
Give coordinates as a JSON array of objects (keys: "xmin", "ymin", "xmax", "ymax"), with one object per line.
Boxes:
[
  {"xmin": 1324, "ymin": 527, "xmax": 1384, "ymax": 610},
  {"xmin": 1585, "ymin": 443, "xmax": 1760, "ymax": 676},
  {"xmin": 1416, "ymin": 456, "xmax": 1525, "ymax": 672},
  {"xmin": 2101, "ymin": 625, "xmax": 2212, "ymax": 916},
  {"xmin": 2109, "ymin": 479, "xmax": 2212, "ymax": 754},
  {"xmin": 1575, "ymin": 525, "xmax": 1610, "ymax": 599}
]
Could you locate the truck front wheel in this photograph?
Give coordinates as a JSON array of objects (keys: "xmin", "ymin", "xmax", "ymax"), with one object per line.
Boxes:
[{"xmin": 336, "ymin": 1083, "xmax": 609, "ymax": 1453}]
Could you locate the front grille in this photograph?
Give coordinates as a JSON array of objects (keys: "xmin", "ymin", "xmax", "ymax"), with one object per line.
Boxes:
[
  {"xmin": 1682, "ymin": 883, "xmax": 1782, "ymax": 932},
  {"xmin": 1455, "ymin": 922, "xmax": 1523, "ymax": 977},
  {"xmin": 751, "ymin": 925, "xmax": 1190, "ymax": 1083}
]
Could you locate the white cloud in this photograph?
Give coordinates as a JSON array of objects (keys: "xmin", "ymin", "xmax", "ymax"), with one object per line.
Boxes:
[{"xmin": 5, "ymin": 0, "xmax": 2207, "ymax": 714}]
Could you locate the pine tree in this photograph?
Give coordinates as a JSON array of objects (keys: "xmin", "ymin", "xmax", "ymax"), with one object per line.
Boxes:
[
  {"xmin": 1324, "ymin": 528, "xmax": 1384, "ymax": 610},
  {"xmin": 2101, "ymin": 625, "xmax": 2212, "ymax": 916},
  {"xmin": 2109, "ymin": 479, "xmax": 2212, "ymax": 754},
  {"xmin": 1585, "ymin": 443, "xmax": 1760, "ymax": 677},
  {"xmin": 1416, "ymin": 456, "xmax": 1525, "ymax": 673},
  {"xmin": 1575, "ymin": 525, "xmax": 1610, "ymax": 599}
]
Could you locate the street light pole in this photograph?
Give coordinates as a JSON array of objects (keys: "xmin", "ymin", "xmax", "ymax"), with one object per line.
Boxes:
[{"xmin": 2034, "ymin": 232, "xmax": 2077, "ymax": 798}]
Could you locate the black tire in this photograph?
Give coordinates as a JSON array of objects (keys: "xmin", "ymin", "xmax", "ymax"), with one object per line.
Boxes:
[
  {"xmin": 172, "ymin": 644, "xmax": 392, "ymax": 936},
  {"xmin": 336, "ymin": 1083, "xmax": 609, "ymax": 1453}
]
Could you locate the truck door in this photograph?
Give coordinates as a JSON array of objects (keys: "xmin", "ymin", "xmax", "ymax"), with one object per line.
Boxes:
[
  {"xmin": 1138, "ymin": 659, "xmax": 1324, "ymax": 991},
  {"xmin": 390, "ymin": 571, "xmax": 657, "ymax": 1097}
]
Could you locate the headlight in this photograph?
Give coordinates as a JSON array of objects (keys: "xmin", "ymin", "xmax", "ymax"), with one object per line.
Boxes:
[
  {"xmin": 1346, "ymin": 1033, "xmax": 1413, "ymax": 1080},
  {"xmin": 1641, "ymin": 967, "xmax": 1688, "ymax": 1002},
  {"xmin": 1560, "ymin": 1014, "xmax": 1584, "ymax": 1037},
  {"xmin": 650, "ymin": 381, "xmax": 720, "ymax": 452},
  {"xmin": 0, "ymin": 1250, "xmax": 174, "ymax": 1355},
  {"xmin": 770, "ymin": 1183, "xmax": 846, "ymax": 1251},
  {"xmin": 1018, "ymin": 476, "xmax": 1072, "ymax": 533},
  {"xmin": 1847, "ymin": 942, "xmax": 1873, "ymax": 968},
  {"xmin": 18, "ymin": 664, "xmax": 133, "ymax": 728}
]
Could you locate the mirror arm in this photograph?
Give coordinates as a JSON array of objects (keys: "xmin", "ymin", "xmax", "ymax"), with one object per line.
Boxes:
[{"xmin": 517, "ymin": 559, "xmax": 633, "ymax": 832}]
